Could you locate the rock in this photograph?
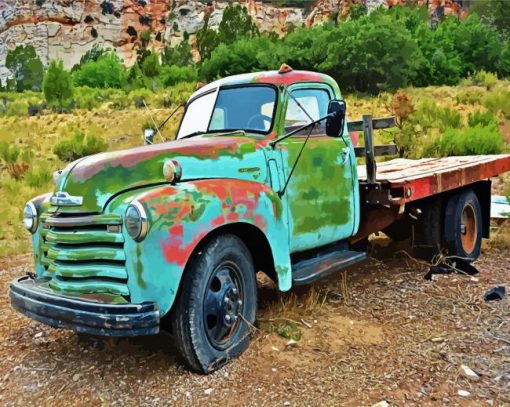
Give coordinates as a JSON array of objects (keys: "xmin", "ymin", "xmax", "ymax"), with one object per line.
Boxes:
[
  {"xmin": 0, "ymin": 0, "xmax": 470, "ymax": 85},
  {"xmin": 457, "ymin": 390, "xmax": 470, "ymax": 397},
  {"xmin": 459, "ymin": 365, "xmax": 480, "ymax": 381},
  {"xmin": 371, "ymin": 401, "xmax": 389, "ymax": 407},
  {"xmin": 72, "ymin": 373, "xmax": 81, "ymax": 382},
  {"xmin": 204, "ymin": 388, "xmax": 213, "ymax": 395}
]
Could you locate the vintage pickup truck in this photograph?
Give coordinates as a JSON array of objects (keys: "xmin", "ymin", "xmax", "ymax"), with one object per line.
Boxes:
[{"xmin": 10, "ymin": 66, "xmax": 510, "ymax": 373}]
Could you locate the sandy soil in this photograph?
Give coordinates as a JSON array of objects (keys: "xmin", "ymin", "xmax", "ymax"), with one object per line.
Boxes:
[{"xmin": 0, "ymin": 239, "xmax": 508, "ymax": 406}]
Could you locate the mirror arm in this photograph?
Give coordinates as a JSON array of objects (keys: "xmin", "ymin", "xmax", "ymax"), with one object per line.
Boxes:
[{"xmin": 270, "ymin": 112, "xmax": 335, "ymax": 149}]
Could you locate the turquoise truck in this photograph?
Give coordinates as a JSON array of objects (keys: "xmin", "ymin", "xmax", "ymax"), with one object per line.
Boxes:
[{"xmin": 10, "ymin": 66, "xmax": 510, "ymax": 373}]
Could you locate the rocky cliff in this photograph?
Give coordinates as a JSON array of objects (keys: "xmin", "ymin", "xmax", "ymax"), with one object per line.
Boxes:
[{"xmin": 0, "ymin": 0, "xmax": 466, "ymax": 84}]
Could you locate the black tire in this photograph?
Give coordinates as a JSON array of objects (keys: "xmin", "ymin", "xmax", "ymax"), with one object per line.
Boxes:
[
  {"xmin": 171, "ymin": 234, "xmax": 257, "ymax": 373},
  {"xmin": 412, "ymin": 199, "xmax": 443, "ymax": 261},
  {"xmin": 443, "ymin": 190, "xmax": 482, "ymax": 261}
]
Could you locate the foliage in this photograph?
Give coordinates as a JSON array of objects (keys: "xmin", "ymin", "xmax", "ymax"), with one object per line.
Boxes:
[
  {"xmin": 0, "ymin": 142, "xmax": 34, "ymax": 180},
  {"xmin": 140, "ymin": 29, "xmax": 152, "ymax": 42},
  {"xmin": 435, "ymin": 124, "xmax": 504, "ymax": 157},
  {"xmin": 73, "ymin": 87, "xmax": 101, "ymax": 110},
  {"xmin": 25, "ymin": 162, "xmax": 52, "ymax": 188},
  {"xmin": 217, "ymin": 4, "xmax": 259, "ymax": 44},
  {"xmin": 467, "ymin": 110, "xmax": 498, "ymax": 128},
  {"xmin": 43, "ymin": 60, "xmax": 74, "ymax": 110},
  {"xmin": 53, "ymin": 131, "xmax": 108, "ymax": 162},
  {"xmin": 160, "ymin": 66, "xmax": 197, "ymax": 86},
  {"xmin": 388, "ymin": 90, "xmax": 415, "ymax": 157},
  {"xmin": 6, "ymin": 45, "xmax": 45, "ymax": 92},
  {"xmin": 74, "ymin": 45, "xmax": 110, "ymax": 70},
  {"xmin": 141, "ymin": 52, "xmax": 161, "ymax": 78},
  {"xmin": 73, "ymin": 52, "xmax": 125, "ymax": 88},
  {"xmin": 412, "ymin": 99, "xmax": 462, "ymax": 131},
  {"xmin": 456, "ymin": 89, "xmax": 483, "ymax": 105},
  {"xmin": 474, "ymin": 70, "xmax": 498, "ymax": 89},
  {"xmin": 162, "ymin": 39, "xmax": 194, "ymax": 66},
  {"xmin": 196, "ymin": 16, "xmax": 220, "ymax": 61},
  {"xmin": 471, "ymin": 0, "xmax": 510, "ymax": 37},
  {"xmin": 483, "ymin": 90, "xmax": 510, "ymax": 118}
]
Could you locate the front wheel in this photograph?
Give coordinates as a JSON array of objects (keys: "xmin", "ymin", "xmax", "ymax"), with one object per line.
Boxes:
[{"xmin": 170, "ymin": 234, "xmax": 257, "ymax": 373}]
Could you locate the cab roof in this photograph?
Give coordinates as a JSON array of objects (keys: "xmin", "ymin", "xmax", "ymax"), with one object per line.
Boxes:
[{"xmin": 191, "ymin": 69, "xmax": 339, "ymax": 100}]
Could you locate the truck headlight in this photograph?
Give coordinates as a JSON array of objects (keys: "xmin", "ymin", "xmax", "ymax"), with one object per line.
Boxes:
[
  {"xmin": 125, "ymin": 201, "xmax": 148, "ymax": 241},
  {"xmin": 23, "ymin": 202, "xmax": 38, "ymax": 233}
]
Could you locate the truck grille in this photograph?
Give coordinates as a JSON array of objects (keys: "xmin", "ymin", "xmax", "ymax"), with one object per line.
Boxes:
[{"xmin": 40, "ymin": 213, "xmax": 129, "ymax": 297}]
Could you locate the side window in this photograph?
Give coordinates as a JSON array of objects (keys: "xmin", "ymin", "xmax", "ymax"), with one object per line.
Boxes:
[{"xmin": 284, "ymin": 89, "xmax": 330, "ymax": 136}]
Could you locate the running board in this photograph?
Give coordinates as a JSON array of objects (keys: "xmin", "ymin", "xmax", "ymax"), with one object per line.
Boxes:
[{"xmin": 292, "ymin": 249, "xmax": 367, "ymax": 285}]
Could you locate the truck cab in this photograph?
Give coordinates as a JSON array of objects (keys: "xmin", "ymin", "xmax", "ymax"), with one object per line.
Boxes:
[{"xmin": 10, "ymin": 67, "xmax": 510, "ymax": 373}]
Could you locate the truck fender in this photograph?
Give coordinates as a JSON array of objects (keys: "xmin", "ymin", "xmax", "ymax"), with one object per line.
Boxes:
[{"xmin": 126, "ymin": 179, "xmax": 292, "ymax": 316}]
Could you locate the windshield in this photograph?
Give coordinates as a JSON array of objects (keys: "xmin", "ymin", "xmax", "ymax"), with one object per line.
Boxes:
[{"xmin": 177, "ymin": 86, "xmax": 276, "ymax": 139}]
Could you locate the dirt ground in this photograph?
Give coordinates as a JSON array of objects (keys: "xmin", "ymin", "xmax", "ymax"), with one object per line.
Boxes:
[{"xmin": 0, "ymin": 237, "xmax": 509, "ymax": 407}]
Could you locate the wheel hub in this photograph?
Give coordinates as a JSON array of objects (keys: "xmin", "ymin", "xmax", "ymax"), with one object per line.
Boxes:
[
  {"xmin": 460, "ymin": 203, "xmax": 477, "ymax": 255},
  {"xmin": 204, "ymin": 264, "xmax": 243, "ymax": 347}
]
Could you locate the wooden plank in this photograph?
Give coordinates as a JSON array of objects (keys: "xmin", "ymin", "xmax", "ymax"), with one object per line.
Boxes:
[
  {"xmin": 348, "ymin": 117, "xmax": 396, "ymax": 132},
  {"xmin": 354, "ymin": 145, "xmax": 398, "ymax": 158}
]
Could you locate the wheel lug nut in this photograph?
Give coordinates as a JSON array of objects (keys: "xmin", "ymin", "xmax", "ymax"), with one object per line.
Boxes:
[{"xmin": 225, "ymin": 315, "xmax": 231, "ymax": 323}]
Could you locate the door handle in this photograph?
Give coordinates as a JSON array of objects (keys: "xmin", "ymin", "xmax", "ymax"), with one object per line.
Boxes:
[{"xmin": 339, "ymin": 147, "xmax": 350, "ymax": 165}]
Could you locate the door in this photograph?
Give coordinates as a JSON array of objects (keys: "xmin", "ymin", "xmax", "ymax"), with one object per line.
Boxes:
[{"xmin": 278, "ymin": 85, "xmax": 357, "ymax": 253}]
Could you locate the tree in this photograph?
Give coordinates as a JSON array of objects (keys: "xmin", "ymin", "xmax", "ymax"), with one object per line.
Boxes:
[
  {"xmin": 472, "ymin": 0, "xmax": 510, "ymax": 38},
  {"xmin": 141, "ymin": 52, "xmax": 160, "ymax": 78},
  {"xmin": 72, "ymin": 45, "xmax": 109, "ymax": 71},
  {"xmin": 162, "ymin": 35, "xmax": 193, "ymax": 66},
  {"xmin": 196, "ymin": 16, "xmax": 220, "ymax": 61},
  {"xmin": 73, "ymin": 52, "xmax": 126, "ymax": 88},
  {"xmin": 43, "ymin": 60, "xmax": 73, "ymax": 110},
  {"xmin": 217, "ymin": 4, "xmax": 259, "ymax": 45},
  {"xmin": 5, "ymin": 45, "xmax": 44, "ymax": 92},
  {"xmin": 160, "ymin": 65, "xmax": 197, "ymax": 86}
]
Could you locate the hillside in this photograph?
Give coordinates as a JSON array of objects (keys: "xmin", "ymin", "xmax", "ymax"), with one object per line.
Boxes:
[{"xmin": 0, "ymin": 0, "xmax": 466, "ymax": 84}]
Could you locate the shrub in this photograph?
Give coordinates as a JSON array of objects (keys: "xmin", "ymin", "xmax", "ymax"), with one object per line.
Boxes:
[
  {"xmin": 0, "ymin": 142, "xmax": 34, "ymax": 180},
  {"xmin": 43, "ymin": 59, "xmax": 74, "ymax": 110},
  {"xmin": 456, "ymin": 89, "xmax": 483, "ymax": 105},
  {"xmin": 25, "ymin": 163, "xmax": 53, "ymax": 188},
  {"xmin": 160, "ymin": 66, "xmax": 197, "ymax": 86},
  {"xmin": 483, "ymin": 90, "xmax": 510, "ymax": 118},
  {"xmin": 141, "ymin": 52, "xmax": 160, "ymax": 78},
  {"xmin": 6, "ymin": 45, "xmax": 45, "ymax": 92},
  {"xmin": 73, "ymin": 52, "xmax": 125, "ymax": 88},
  {"xmin": 436, "ymin": 124, "xmax": 503, "ymax": 157},
  {"xmin": 467, "ymin": 110, "xmax": 498, "ymax": 128},
  {"xmin": 74, "ymin": 87, "xmax": 101, "ymax": 110},
  {"xmin": 162, "ymin": 39, "xmax": 193, "ymax": 66},
  {"xmin": 127, "ymin": 88, "xmax": 154, "ymax": 108},
  {"xmin": 412, "ymin": 99, "xmax": 462, "ymax": 131},
  {"xmin": 474, "ymin": 70, "xmax": 498, "ymax": 89},
  {"xmin": 53, "ymin": 131, "xmax": 108, "ymax": 162}
]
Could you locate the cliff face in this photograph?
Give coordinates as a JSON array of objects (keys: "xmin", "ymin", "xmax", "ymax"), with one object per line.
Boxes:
[{"xmin": 0, "ymin": 0, "xmax": 466, "ymax": 84}]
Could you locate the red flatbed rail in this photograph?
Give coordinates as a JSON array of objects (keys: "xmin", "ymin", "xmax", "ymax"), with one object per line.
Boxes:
[{"xmin": 358, "ymin": 154, "xmax": 510, "ymax": 206}]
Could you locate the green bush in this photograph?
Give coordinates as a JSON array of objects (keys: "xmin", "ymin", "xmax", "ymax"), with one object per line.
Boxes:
[
  {"xmin": 160, "ymin": 66, "xmax": 197, "ymax": 86},
  {"xmin": 25, "ymin": 163, "xmax": 53, "ymax": 188},
  {"xmin": 73, "ymin": 53, "xmax": 125, "ymax": 88},
  {"xmin": 53, "ymin": 131, "xmax": 108, "ymax": 162},
  {"xmin": 467, "ymin": 110, "xmax": 498, "ymax": 127},
  {"xmin": 43, "ymin": 59, "xmax": 74, "ymax": 110},
  {"xmin": 73, "ymin": 87, "xmax": 101, "ymax": 110},
  {"xmin": 412, "ymin": 99, "xmax": 462, "ymax": 131},
  {"xmin": 474, "ymin": 70, "xmax": 498, "ymax": 89},
  {"xmin": 483, "ymin": 90, "xmax": 510, "ymax": 118},
  {"xmin": 127, "ymin": 88, "xmax": 154, "ymax": 108},
  {"xmin": 436, "ymin": 124, "xmax": 503, "ymax": 156}
]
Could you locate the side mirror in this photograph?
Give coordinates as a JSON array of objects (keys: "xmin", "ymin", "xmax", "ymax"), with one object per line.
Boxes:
[
  {"xmin": 326, "ymin": 100, "xmax": 346, "ymax": 137},
  {"xmin": 144, "ymin": 128, "xmax": 155, "ymax": 145}
]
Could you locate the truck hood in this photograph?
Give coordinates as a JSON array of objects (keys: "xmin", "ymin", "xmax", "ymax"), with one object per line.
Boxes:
[{"xmin": 56, "ymin": 134, "xmax": 269, "ymax": 212}]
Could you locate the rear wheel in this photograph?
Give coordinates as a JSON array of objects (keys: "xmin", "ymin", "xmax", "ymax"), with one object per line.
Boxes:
[
  {"xmin": 171, "ymin": 234, "xmax": 257, "ymax": 373},
  {"xmin": 443, "ymin": 190, "xmax": 482, "ymax": 261}
]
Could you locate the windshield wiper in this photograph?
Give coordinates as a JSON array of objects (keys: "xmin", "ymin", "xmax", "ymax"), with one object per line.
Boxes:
[{"xmin": 180, "ymin": 131, "xmax": 207, "ymax": 140}]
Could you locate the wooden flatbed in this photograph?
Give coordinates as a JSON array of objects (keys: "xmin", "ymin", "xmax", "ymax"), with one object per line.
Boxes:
[{"xmin": 357, "ymin": 155, "xmax": 510, "ymax": 206}]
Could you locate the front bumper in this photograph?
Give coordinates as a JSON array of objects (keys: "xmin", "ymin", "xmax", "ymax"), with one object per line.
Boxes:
[{"xmin": 10, "ymin": 276, "xmax": 160, "ymax": 336}]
